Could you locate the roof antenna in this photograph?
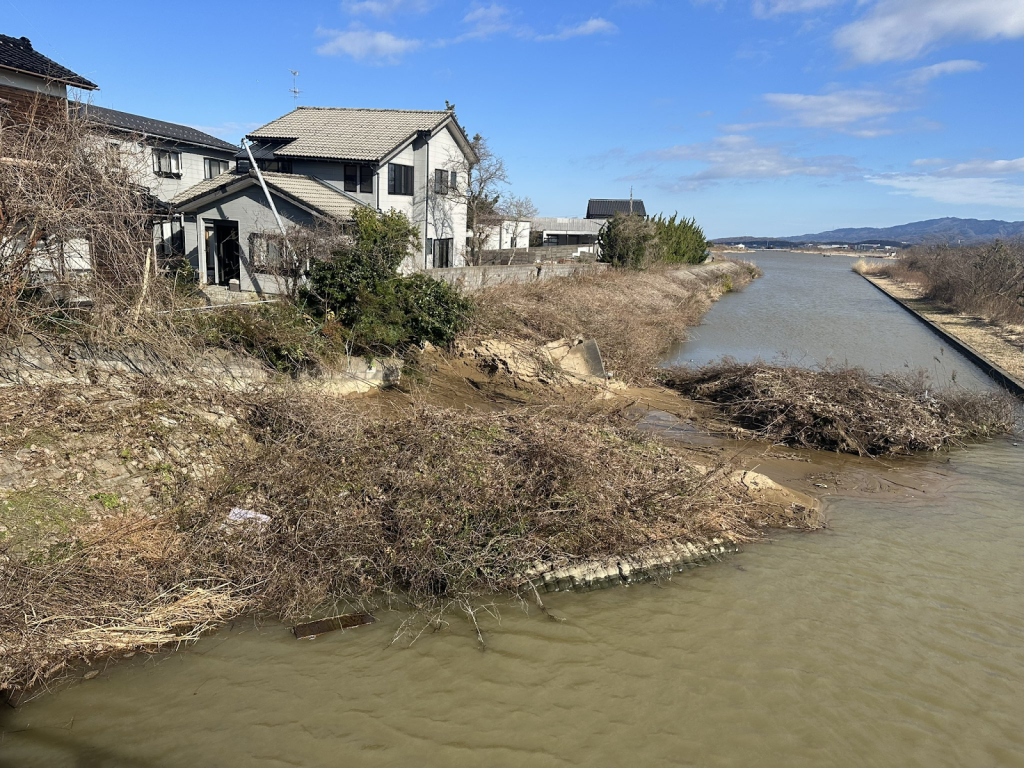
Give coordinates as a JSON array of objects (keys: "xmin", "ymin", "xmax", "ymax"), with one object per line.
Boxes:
[{"xmin": 289, "ymin": 70, "xmax": 301, "ymax": 105}]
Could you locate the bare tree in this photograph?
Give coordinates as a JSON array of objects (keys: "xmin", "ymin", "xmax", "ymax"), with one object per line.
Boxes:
[
  {"xmin": 0, "ymin": 97, "xmax": 160, "ymax": 346},
  {"xmin": 449, "ymin": 133, "xmax": 507, "ymax": 266},
  {"xmin": 498, "ymin": 195, "xmax": 538, "ymax": 265}
]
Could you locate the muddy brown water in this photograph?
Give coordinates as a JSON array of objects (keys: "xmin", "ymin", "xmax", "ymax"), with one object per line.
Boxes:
[{"xmin": 3, "ymin": 252, "xmax": 1023, "ymax": 767}]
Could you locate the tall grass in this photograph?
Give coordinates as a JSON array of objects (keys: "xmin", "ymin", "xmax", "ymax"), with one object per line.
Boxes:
[
  {"xmin": 858, "ymin": 242, "xmax": 1024, "ymax": 325},
  {"xmin": 471, "ymin": 263, "xmax": 753, "ymax": 383}
]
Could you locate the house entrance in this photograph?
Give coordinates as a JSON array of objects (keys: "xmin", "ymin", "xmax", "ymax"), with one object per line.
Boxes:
[{"xmin": 204, "ymin": 222, "xmax": 241, "ymax": 286}]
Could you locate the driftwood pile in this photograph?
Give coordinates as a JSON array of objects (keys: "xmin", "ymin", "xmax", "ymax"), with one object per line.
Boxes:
[{"xmin": 662, "ymin": 362, "xmax": 1016, "ymax": 456}]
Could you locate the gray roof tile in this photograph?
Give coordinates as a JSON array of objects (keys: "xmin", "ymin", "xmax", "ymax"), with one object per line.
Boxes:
[
  {"xmin": 247, "ymin": 106, "xmax": 462, "ymax": 161},
  {"xmin": 172, "ymin": 170, "xmax": 367, "ymax": 221},
  {"xmin": 77, "ymin": 104, "xmax": 237, "ymax": 152}
]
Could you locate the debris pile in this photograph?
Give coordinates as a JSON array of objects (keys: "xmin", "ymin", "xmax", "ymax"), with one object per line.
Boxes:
[{"xmin": 661, "ymin": 362, "xmax": 1016, "ymax": 456}]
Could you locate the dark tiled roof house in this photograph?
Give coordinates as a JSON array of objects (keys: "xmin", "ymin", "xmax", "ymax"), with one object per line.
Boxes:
[
  {"xmin": 0, "ymin": 34, "xmax": 96, "ymax": 121},
  {"xmin": 586, "ymin": 198, "xmax": 647, "ymax": 220}
]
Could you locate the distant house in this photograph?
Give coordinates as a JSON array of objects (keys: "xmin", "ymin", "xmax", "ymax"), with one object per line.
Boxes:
[
  {"xmin": 0, "ymin": 34, "xmax": 96, "ymax": 122},
  {"xmin": 531, "ymin": 217, "xmax": 602, "ymax": 248},
  {"xmin": 585, "ymin": 198, "xmax": 647, "ymax": 221},
  {"xmin": 479, "ymin": 219, "xmax": 533, "ymax": 251},
  {"xmin": 77, "ymin": 105, "xmax": 238, "ymax": 261},
  {"xmin": 170, "ymin": 105, "xmax": 479, "ymax": 293}
]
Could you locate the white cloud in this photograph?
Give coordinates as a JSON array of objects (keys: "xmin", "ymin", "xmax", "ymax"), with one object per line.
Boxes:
[
  {"xmin": 869, "ymin": 173, "xmax": 1024, "ymax": 208},
  {"xmin": 905, "ymin": 59, "xmax": 985, "ymax": 86},
  {"xmin": 650, "ymin": 134, "xmax": 857, "ymax": 182},
  {"xmin": 752, "ymin": 0, "xmax": 842, "ymax": 18},
  {"xmin": 341, "ymin": 0, "xmax": 431, "ymax": 16},
  {"xmin": 911, "ymin": 158, "xmax": 946, "ymax": 167},
  {"xmin": 763, "ymin": 89, "xmax": 901, "ymax": 135},
  {"xmin": 316, "ymin": 25, "xmax": 421, "ymax": 63},
  {"xmin": 835, "ymin": 0, "xmax": 1024, "ymax": 64},
  {"xmin": 459, "ymin": 4, "xmax": 513, "ymax": 40},
  {"xmin": 537, "ymin": 18, "xmax": 618, "ymax": 42},
  {"xmin": 935, "ymin": 157, "xmax": 1024, "ymax": 177}
]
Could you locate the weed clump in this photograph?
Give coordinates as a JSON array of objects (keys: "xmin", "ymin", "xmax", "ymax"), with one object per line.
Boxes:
[{"xmin": 661, "ymin": 362, "xmax": 1016, "ymax": 456}]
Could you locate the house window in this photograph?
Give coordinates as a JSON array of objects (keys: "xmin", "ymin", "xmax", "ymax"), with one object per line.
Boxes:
[
  {"xmin": 204, "ymin": 158, "xmax": 229, "ymax": 179},
  {"xmin": 153, "ymin": 149, "xmax": 182, "ymax": 177},
  {"xmin": 510, "ymin": 235, "xmax": 517, "ymax": 249},
  {"xmin": 345, "ymin": 165, "xmax": 374, "ymax": 194},
  {"xmin": 257, "ymin": 159, "xmax": 292, "ymax": 174},
  {"xmin": 156, "ymin": 219, "xmax": 185, "ymax": 259},
  {"xmin": 449, "ymin": 171, "xmax": 457, "ymax": 193},
  {"xmin": 433, "ymin": 168, "xmax": 449, "ymax": 195},
  {"xmin": 250, "ymin": 233, "xmax": 293, "ymax": 273},
  {"xmin": 388, "ymin": 163, "xmax": 414, "ymax": 196},
  {"xmin": 433, "ymin": 238, "xmax": 453, "ymax": 269}
]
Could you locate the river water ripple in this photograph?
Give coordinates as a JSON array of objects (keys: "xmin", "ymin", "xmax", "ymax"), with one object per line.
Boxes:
[{"xmin": 3, "ymin": 252, "xmax": 1022, "ymax": 767}]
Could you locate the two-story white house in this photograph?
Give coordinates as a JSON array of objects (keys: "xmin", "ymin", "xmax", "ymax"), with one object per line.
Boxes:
[
  {"xmin": 170, "ymin": 105, "xmax": 478, "ymax": 293},
  {"xmin": 76, "ymin": 104, "xmax": 238, "ymax": 261}
]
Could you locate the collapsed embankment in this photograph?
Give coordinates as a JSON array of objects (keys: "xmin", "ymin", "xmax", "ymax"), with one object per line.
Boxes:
[
  {"xmin": 467, "ymin": 260, "xmax": 759, "ymax": 385},
  {"xmin": 0, "ymin": 260, "xmax": 789, "ymax": 697},
  {"xmin": 0, "ymin": 379, "xmax": 819, "ymax": 697}
]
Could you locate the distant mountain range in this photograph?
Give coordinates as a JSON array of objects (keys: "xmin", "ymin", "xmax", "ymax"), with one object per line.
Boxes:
[{"xmin": 715, "ymin": 217, "xmax": 1024, "ymax": 246}]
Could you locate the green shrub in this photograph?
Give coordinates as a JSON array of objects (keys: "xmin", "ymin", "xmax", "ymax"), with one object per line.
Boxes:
[
  {"xmin": 395, "ymin": 273, "xmax": 474, "ymax": 348},
  {"xmin": 653, "ymin": 213, "xmax": 708, "ymax": 265},
  {"xmin": 598, "ymin": 213, "xmax": 662, "ymax": 270},
  {"xmin": 301, "ymin": 208, "xmax": 473, "ymax": 354}
]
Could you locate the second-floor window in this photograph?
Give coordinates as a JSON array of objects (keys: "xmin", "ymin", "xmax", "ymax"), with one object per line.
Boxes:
[
  {"xmin": 344, "ymin": 164, "xmax": 374, "ymax": 194},
  {"xmin": 153, "ymin": 149, "xmax": 181, "ymax": 177},
  {"xmin": 433, "ymin": 168, "xmax": 449, "ymax": 195},
  {"xmin": 257, "ymin": 159, "xmax": 293, "ymax": 174},
  {"xmin": 388, "ymin": 163, "xmax": 414, "ymax": 196},
  {"xmin": 204, "ymin": 158, "xmax": 230, "ymax": 179}
]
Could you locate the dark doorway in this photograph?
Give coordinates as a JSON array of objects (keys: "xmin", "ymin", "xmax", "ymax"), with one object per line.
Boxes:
[
  {"xmin": 208, "ymin": 222, "xmax": 240, "ymax": 286},
  {"xmin": 432, "ymin": 237, "xmax": 453, "ymax": 269}
]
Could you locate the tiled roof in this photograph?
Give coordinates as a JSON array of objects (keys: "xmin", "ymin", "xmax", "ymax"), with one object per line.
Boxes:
[
  {"xmin": 247, "ymin": 106, "xmax": 461, "ymax": 161},
  {"xmin": 76, "ymin": 104, "xmax": 237, "ymax": 152},
  {"xmin": 586, "ymin": 199, "xmax": 647, "ymax": 219},
  {"xmin": 0, "ymin": 34, "xmax": 97, "ymax": 89},
  {"xmin": 172, "ymin": 170, "xmax": 367, "ymax": 221}
]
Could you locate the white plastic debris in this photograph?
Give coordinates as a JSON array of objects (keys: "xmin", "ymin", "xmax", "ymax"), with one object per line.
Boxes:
[{"xmin": 227, "ymin": 507, "xmax": 271, "ymax": 525}]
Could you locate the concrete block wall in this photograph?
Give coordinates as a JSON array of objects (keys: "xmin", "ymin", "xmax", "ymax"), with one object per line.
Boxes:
[
  {"xmin": 429, "ymin": 262, "xmax": 609, "ymax": 292},
  {"xmin": 478, "ymin": 244, "xmax": 599, "ymax": 265}
]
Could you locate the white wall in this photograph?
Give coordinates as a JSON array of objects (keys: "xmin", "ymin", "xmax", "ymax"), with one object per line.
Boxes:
[
  {"xmin": 0, "ymin": 70, "xmax": 67, "ymax": 98},
  {"xmin": 102, "ymin": 136, "xmax": 236, "ymax": 203},
  {"xmin": 481, "ymin": 220, "xmax": 531, "ymax": 251}
]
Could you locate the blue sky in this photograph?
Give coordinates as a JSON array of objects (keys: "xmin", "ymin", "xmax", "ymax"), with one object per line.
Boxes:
[{"xmin": 7, "ymin": 0, "xmax": 1024, "ymax": 236}]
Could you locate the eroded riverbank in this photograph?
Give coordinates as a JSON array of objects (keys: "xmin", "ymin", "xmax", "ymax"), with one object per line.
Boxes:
[{"xmin": 4, "ymin": 252, "xmax": 1022, "ymax": 768}]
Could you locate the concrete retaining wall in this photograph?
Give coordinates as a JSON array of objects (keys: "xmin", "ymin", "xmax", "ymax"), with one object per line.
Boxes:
[
  {"xmin": 0, "ymin": 335, "xmax": 400, "ymax": 396},
  {"xmin": 431, "ymin": 262, "xmax": 609, "ymax": 291}
]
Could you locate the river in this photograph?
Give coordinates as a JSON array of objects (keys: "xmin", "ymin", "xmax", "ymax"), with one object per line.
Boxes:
[{"xmin": 3, "ymin": 252, "xmax": 1022, "ymax": 767}]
